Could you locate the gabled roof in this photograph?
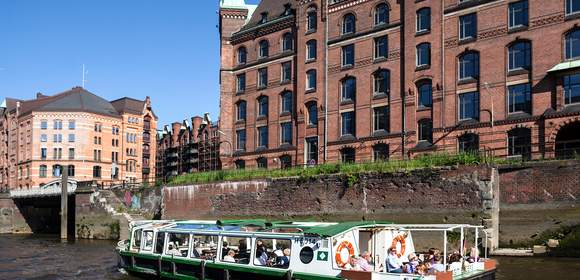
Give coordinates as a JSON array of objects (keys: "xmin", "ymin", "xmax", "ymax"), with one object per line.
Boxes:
[
  {"xmin": 19, "ymin": 87, "xmax": 121, "ymax": 117},
  {"xmin": 110, "ymin": 97, "xmax": 146, "ymax": 115},
  {"xmin": 238, "ymin": 0, "xmax": 295, "ymax": 32}
]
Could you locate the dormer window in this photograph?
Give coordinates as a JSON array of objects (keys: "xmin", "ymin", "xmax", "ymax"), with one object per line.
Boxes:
[
  {"xmin": 260, "ymin": 12, "xmax": 268, "ymax": 24},
  {"xmin": 283, "ymin": 4, "xmax": 292, "ymax": 16}
]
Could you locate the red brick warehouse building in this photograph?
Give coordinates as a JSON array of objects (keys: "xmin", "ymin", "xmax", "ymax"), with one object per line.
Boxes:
[{"xmin": 218, "ymin": 0, "xmax": 580, "ymax": 169}]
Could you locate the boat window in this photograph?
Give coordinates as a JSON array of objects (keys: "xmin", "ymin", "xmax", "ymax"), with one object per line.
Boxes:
[
  {"xmin": 253, "ymin": 238, "xmax": 292, "ymax": 269},
  {"xmin": 220, "ymin": 236, "xmax": 252, "ymax": 264},
  {"xmin": 299, "ymin": 246, "xmax": 314, "ymax": 264},
  {"xmin": 143, "ymin": 231, "xmax": 154, "ymax": 251},
  {"xmin": 166, "ymin": 232, "xmax": 190, "ymax": 257},
  {"xmin": 132, "ymin": 229, "xmax": 142, "ymax": 250},
  {"xmin": 154, "ymin": 232, "xmax": 165, "ymax": 254},
  {"xmin": 192, "ymin": 234, "xmax": 219, "ymax": 260}
]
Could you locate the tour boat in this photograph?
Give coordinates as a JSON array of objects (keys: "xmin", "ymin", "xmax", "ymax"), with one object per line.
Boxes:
[{"xmin": 117, "ymin": 220, "xmax": 496, "ymax": 280}]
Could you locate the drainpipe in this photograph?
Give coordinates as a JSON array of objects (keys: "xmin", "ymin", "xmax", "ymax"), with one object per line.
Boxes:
[
  {"xmin": 324, "ymin": 0, "xmax": 329, "ymax": 163},
  {"xmin": 441, "ymin": 0, "xmax": 446, "ymax": 136},
  {"xmin": 400, "ymin": 1, "xmax": 406, "ymax": 159}
]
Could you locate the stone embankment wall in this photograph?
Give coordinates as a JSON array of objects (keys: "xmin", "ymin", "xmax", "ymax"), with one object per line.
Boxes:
[
  {"xmin": 498, "ymin": 160, "xmax": 580, "ymax": 246},
  {"xmin": 0, "ymin": 193, "xmax": 31, "ymax": 234}
]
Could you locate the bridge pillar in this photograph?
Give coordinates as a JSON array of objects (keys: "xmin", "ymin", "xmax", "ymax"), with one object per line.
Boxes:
[{"xmin": 60, "ymin": 172, "xmax": 68, "ymax": 239}]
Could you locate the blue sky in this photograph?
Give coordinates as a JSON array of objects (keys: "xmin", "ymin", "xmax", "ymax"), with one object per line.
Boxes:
[{"xmin": 0, "ymin": 0, "xmax": 260, "ymax": 127}]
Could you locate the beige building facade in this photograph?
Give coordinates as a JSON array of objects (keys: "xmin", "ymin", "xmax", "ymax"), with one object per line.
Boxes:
[{"xmin": 0, "ymin": 87, "xmax": 157, "ymax": 190}]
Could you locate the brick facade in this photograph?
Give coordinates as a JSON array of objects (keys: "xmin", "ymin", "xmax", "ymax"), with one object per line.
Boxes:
[{"xmin": 219, "ymin": 0, "xmax": 580, "ymax": 169}]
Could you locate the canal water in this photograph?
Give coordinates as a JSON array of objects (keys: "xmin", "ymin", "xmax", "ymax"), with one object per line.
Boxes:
[{"xmin": 1, "ymin": 234, "xmax": 579, "ymax": 279}]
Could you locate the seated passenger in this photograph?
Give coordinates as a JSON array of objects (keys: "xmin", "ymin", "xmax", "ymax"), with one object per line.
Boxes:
[
  {"xmin": 358, "ymin": 251, "xmax": 374, "ymax": 272},
  {"xmin": 345, "ymin": 255, "xmax": 361, "ymax": 271},
  {"xmin": 274, "ymin": 244, "xmax": 284, "ymax": 257},
  {"xmin": 223, "ymin": 250, "xmax": 236, "ymax": 263},
  {"xmin": 167, "ymin": 243, "xmax": 181, "ymax": 256},
  {"xmin": 276, "ymin": 248, "xmax": 291, "ymax": 268},
  {"xmin": 386, "ymin": 247, "xmax": 403, "ymax": 273},
  {"xmin": 431, "ymin": 255, "xmax": 445, "ymax": 272},
  {"xmin": 254, "ymin": 247, "xmax": 268, "ymax": 266},
  {"xmin": 417, "ymin": 263, "xmax": 429, "ymax": 276},
  {"xmin": 404, "ymin": 253, "xmax": 419, "ymax": 274}
]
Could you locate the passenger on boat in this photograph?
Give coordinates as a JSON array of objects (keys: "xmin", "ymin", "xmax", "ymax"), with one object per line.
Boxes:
[
  {"xmin": 167, "ymin": 243, "xmax": 181, "ymax": 256},
  {"xmin": 431, "ymin": 254, "xmax": 446, "ymax": 272},
  {"xmin": 358, "ymin": 251, "xmax": 374, "ymax": 272},
  {"xmin": 274, "ymin": 244, "xmax": 284, "ymax": 257},
  {"xmin": 345, "ymin": 255, "xmax": 361, "ymax": 271},
  {"xmin": 416, "ymin": 263, "xmax": 429, "ymax": 276},
  {"xmin": 276, "ymin": 248, "xmax": 291, "ymax": 268},
  {"xmin": 386, "ymin": 247, "xmax": 403, "ymax": 273},
  {"xmin": 255, "ymin": 247, "xmax": 268, "ymax": 266},
  {"xmin": 238, "ymin": 239, "xmax": 247, "ymax": 253},
  {"xmin": 404, "ymin": 253, "xmax": 419, "ymax": 274},
  {"xmin": 223, "ymin": 250, "xmax": 236, "ymax": 263}
]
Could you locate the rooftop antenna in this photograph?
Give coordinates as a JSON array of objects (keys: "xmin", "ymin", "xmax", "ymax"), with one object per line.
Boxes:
[{"xmin": 82, "ymin": 64, "xmax": 88, "ymax": 88}]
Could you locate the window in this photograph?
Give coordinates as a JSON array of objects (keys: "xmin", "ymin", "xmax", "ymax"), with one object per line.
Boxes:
[
  {"xmin": 253, "ymin": 238, "xmax": 292, "ymax": 268},
  {"xmin": 237, "ymin": 73, "xmax": 246, "ymax": 93},
  {"xmin": 238, "ymin": 47, "xmax": 247, "ymax": 65},
  {"xmin": 373, "ymin": 144, "xmax": 389, "ymax": 161},
  {"xmin": 374, "ymin": 36, "xmax": 388, "ymax": 59},
  {"xmin": 566, "ymin": 0, "xmax": 580, "ymax": 15},
  {"xmin": 68, "ymin": 134, "xmax": 75, "ymax": 143},
  {"xmin": 53, "ymin": 148, "xmax": 62, "ymax": 160},
  {"xmin": 416, "ymin": 43, "xmax": 430, "ymax": 67},
  {"xmin": 508, "ymin": 128, "xmax": 532, "ymax": 160},
  {"xmin": 306, "ymin": 40, "xmax": 317, "ymax": 60},
  {"xmin": 93, "ymin": 166, "xmax": 102, "ymax": 178},
  {"xmin": 40, "ymin": 134, "xmax": 47, "ymax": 142},
  {"xmin": 341, "ymin": 111, "xmax": 355, "ymax": 136},
  {"xmin": 132, "ymin": 229, "xmax": 142, "ymax": 250},
  {"xmin": 459, "ymin": 91, "xmax": 480, "ymax": 120},
  {"xmin": 259, "ymin": 40, "xmax": 269, "ymax": 58},
  {"xmin": 374, "ymin": 70, "xmax": 390, "ymax": 96},
  {"xmin": 307, "ymin": 9, "xmax": 317, "ymax": 31},
  {"xmin": 258, "ymin": 96, "xmax": 268, "ymax": 117},
  {"xmin": 459, "ymin": 133, "xmax": 479, "ymax": 153},
  {"xmin": 258, "ymin": 126, "xmax": 268, "ymax": 148},
  {"xmin": 68, "ymin": 120, "xmax": 75, "ymax": 130},
  {"xmin": 306, "ymin": 70, "xmax": 317, "ymax": 90},
  {"xmin": 373, "ymin": 106, "xmax": 390, "ymax": 132},
  {"xmin": 53, "ymin": 134, "xmax": 62, "ymax": 143},
  {"xmin": 281, "ymin": 122, "xmax": 292, "ymax": 145},
  {"xmin": 417, "ymin": 8, "xmax": 431, "ymax": 32},
  {"xmin": 280, "ymin": 155, "xmax": 292, "ymax": 169},
  {"xmin": 307, "ymin": 102, "xmax": 318, "ymax": 126},
  {"xmin": 282, "ymin": 33, "xmax": 293, "ymax": 51},
  {"xmin": 52, "ymin": 165, "xmax": 62, "ymax": 177},
  {"xmin": 41, "ymin": 120, "xmax": 47, "ymax": 130},
  {"xmin": 508, "ymin": 83, "xmax": 532, "ymax": 113},
  {"xmin": 341, "ymin": 77, "xmax": 356, "ymax": 101},
  {"xmin": 219, "ymin": 235, "xmax": 252, "ymax": 263},
  {"xmin": 418, "ymin": 119, "xmax": 433, "ymax": 143},
  {"xmin": 375, "ymin": 3, "xmax": 389, "ymax": 25},
  {"xmin": 235, "ymin": 160, "xmax": 246, "ymax": 170},
  {"xmin": 306, "ymin": 137, "xmax": 318, "ymax": 165},
  {"xmin": 258, "ymin": 68, "xmax": 268, "ymax": 89},
  {"xmin": 260, "ymin": 12, "xmax": 268, "ymax": 24},
  {"xmin": 458, "ymin": 52, "xmax": 479, "ymax": 80},
  {"xmin": 509, "ymin": 0, "xmax": 528, "ymax": 28},
  {"xmin": 257, "ymin": 157, "xmax": 268, "ymax": 169},
  {"xmin": 67, "ymin": 165, "xmax": 75, "ymax": 177},
  {"xmin": 342, "ymin": 13, "xmax": 356, "ymax": 34},
  {"xmin": 41, "ymin": 148, "xmax": 47, "ymax": 160},
  {"xmin": 564, "ymin": 73, "xmax": 580, "ymax": 104},
  {"xmin": 39, "ymin": 165, "xmax": 47, "ymax": 178},
  {"xmin": 236, "ymin": 129, "xmax": 246, "ymax": 151},
  {"xmin": 459, "ymin": 13, "xmax": 477, "ymax": 40},
  {"xmin": 53, "ymin": 120, "xmax": 63, "ymax": 130},
  {"xmin": 237, "ymin": 101, "xmax": 246, "ymax": 121},
  {"xmin": 281, "ymin": 62, "xmax": 292, "ymax": 82},
  {"xmin": 417, "ymin": 80, "xmax": 432, "ymax": 107},
  {"xmin": 281, "ymin": 91, "xmax": 293, "ymax": 114},
  {"xmin": 342, "ymin": 44, "xmax": 355, "ymax": 67},
  {"xmin": 166, "ymin": 233, "xmax": 190, "ymax": 257},
  {"xmin": 69, "ymin": 148, "xmax": 75, "ymax": 160},
  {"xmin": 341, "ymin": 148, "xmax": 356, "ymax": 163},
  {"xmin": 565, "ymin": 30, "xmax": 580, "ymax": 60},
  {"xmin": 154, "ymin": 232, "xmax": 165, "ymax": 255},
  {"xmin": 508, "ymin": 41, "xmax": 531, "ymax": 71}
]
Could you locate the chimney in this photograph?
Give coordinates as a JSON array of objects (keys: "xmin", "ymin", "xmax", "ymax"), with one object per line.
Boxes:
[{"xmin": 36, "ymin": 92, "xmax": 45, "ymax": 99}]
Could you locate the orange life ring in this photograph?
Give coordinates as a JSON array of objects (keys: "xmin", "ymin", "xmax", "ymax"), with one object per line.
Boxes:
[
  {"xmin": 335, "ymin": 240, "xmax": 355, "ymax": 268},
  {"xmin": 391, "ymin": 235, "xmax": 406, "ymax": 258}
]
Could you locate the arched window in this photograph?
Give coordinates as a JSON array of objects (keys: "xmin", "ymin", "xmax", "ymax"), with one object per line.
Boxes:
[
  {"xmin": 307, "ymin": 102, "xmax": 318, "ymax": 126},
  {"xmin": 418, "ymin": 119, "xmax": 433, "ymax": 143},
  {"xmin": 256, "ymin": 157, "xmax": 268, "ymax": 169},
  {"xmin": 341, "ymin": 77, "xmax": 356, "ymax": 101},
  {"xmin": 307, "ymin": 8, "xmax": 317, "ymax": 31},
  {"xmin": 416, "ymin": 8, "xmax": 431, "ymax": 32},
  {"xmin": 258, "ymin": 96, "xmax": 269, "ymax": 117},
  {"xmin": 281, "ymin": 91, "xmax": 293, "ymax": 114},
  {"xmin": 417, "ymin": 80, "xmax": 432, "ymax": 107},
  {"xmin": 342, "ymin": 13, "xmax": 356, "ymax": 34},
  {"xmin": 374, "ymin": 69, "xmax": 390, "ymax": 96},
  {"xmin": 416, "ymin": 43, "xmax": 431, "ymax": 67},
  {"xmin": 39, "ymin": 165, "xmax": 47, "ymax": 178},
  {"xmin": 67, "ymin": 165, "xmax": 75, "ymax": 177},
  {"xmin": 282, "ymin": 33, "xmax": 293, "ymax": 52},
  {"xmin": 373, "ymin": 144, "xmax": 389, "ymax": 161},
  {"xmin": 508, "ymin": 41, "xmax": 531, "ymax": 71},
  {"xmin": 236, "ymin": 101, "xmax": 247, "ymax": 121},
  {"xmin": 237, "ymin": 47, "xmax": 247, "ymax": 65},
  {"xmin": 280, "ymin": 155, "xmax": 292, "ymax": 169},
  {"xmin": 458, "ymin": 52, "xmax": 479, "ymax": 80},
  {"xmin": 259, "ymin": 40, "xmax": 269, "ymax": 58},
  {"xmin": 93, "ymin": 166, "xmax": 102, "ymax": 178},
  {"xmin": 458, "ymin": 133, "xmax": 479, "ymax": 153},
  {"xmin": 340, "ymin": 147, "xmax": 356, "ymax": 163},
  {"xmin": 306, "ymin": 40, "xmax": 317, "ymax": 60},
  {"xmin": 375, "ymin": 3, "xmax": 389, "ymax": 26},
  {"xmin": 306, "ymin": 70, "xmax": 317, "ymax": 90},
  {"xmin": 52, "ymin": 164, "xmax": 62, "ymax": 177},
  {"xmin": 508, "ymin": 127, "xmax": 531, "ymax": 160},
  {"xmin": 235, "ymin": 160, "xmax": 246, "ymax": 170},
  {"xmin": 566, "ymin": 29, "xmax": 580, "ymax": 60}
]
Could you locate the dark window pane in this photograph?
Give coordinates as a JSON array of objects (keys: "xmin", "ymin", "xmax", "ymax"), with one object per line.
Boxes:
[
  {"xmin": 417, "ymin": 8, "xmax": 431, "ymax": 32},
  {"xmin": 509, "ymin": 0, "xmax": 528, "ymax": 28},
  {"xmin": 236, "ymin": 129, "xmax": 246, "ymax": 150},
  {"xmin": 508, "ymin": 128, "xmax": 532, "ymax": 160},
  {"xmin": 237, "ymin": 74, "xmax": 246, "ymax": 92},
  {"xmin": 307, "ymin": 70, "xmax": 316, "ymax": 90},
  {"xmin": 308, "ymin": 103, "xmax": 318, "ymax": 125},
  {"xmin": 567, "ymin": 0, "xmax": 580, "ymax": 15},
  {"xmin": 375, "ymin": 4, "xmax": 389, "ymax": 25},
  {"xmin": 508, "ymin": 83, "xmax": 532, "ymax": 113},
  {"xmin": 564, "ymin": 74, "xmax": 580, "ymax": 104},
  {"xmin": 341, "ymin": 148, "xmax": 356, "ymax": 163},
  {"xmin": 566, "ymin": 30, "xmax": 580, "ymax": 60},
  {"xmin": 373, "ymin": 144, "xmax": 389, "ymax": 161},
  {"xmin": 459, "ymin": 52, "xmax": 479, "ymax": 80},
  {"xmin": 417, "ymin": 43, "xmax": 430, "ymax": 66},
  {"xmin": 307, "ymin": 11, "xmax": 317, "ymax": 31},
  {"xmin": 459, "ymin": 13, "xmax": 477, "ymax": 40},
  {"xmin": 341, "ymin": 77, "xmax": 356, "ymax": 101},
  {"xmin": 307, "ymin": 40, "xmax": 317, "ymax": 60},
  {"xmin": 281, "ymin": 122, "xmax": 292, "ymax": 144},
  {"xmin": 459, "ymin": 91, "xmax": 480, "ymax": 120},
  {"xmin": 341, "ymin": 111, "xmax": 355, "ymax": 136},
  {"xmin": 508, "ymin": 42, "xmax": 531, "ymax": 70},
  {"xmin": 258, "ymin": 97, "xmax": 268, "ymax": 117},
  {"xmin": 373, "ymin": 106, "xmax": 390, "ymax": 132},
  {"xmin": 459, "ymin": 133, "xmax": 479, "ymax": 153},
  {"xmin": 418, "ymin": 81, "xmax": 432, "ymax": 107},
  {"xmin": 343, "ymin": 14, "xmax": 356, "ymax": 34},
  {"xmin": 282, "ymin": 33, "xmax": 293, "ymax": 51},
  {"xmin": 375, "ymin": 36, "xmax": 388, "ymax": 59},
  {"xmin": 374, "ymin": 70, "xmax": 390, "ymax": 95},
  {"xmin": 418, "ymin": 119, "xmax": 433, "ymax": 143},
  {"xmin": 259, "ymin": 41, "xmax": 269, "ymax": 58},
  {"xmin": 281, "ymin": 92, "xmax": 293, "ymax": 113},
  {"xmin": 258, "ymin": 126, "xmax": 268, "ymax": 148},
  {"xmin": 342, "ymin": 44, "xmax": 355, "ymax": 66}
]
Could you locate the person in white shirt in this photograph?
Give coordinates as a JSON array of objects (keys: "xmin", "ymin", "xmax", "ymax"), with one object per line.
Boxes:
[
  {"xmin": 223, "ymin": 250, "xmax": 236, "ymax": 263},
  {"xmin": 167, "ymin": 243, "xmax": 181, "ymax": 256}
]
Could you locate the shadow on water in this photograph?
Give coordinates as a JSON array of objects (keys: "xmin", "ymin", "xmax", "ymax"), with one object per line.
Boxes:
[{"xmin": 1, "ymin": 234, "xmax": 579, "ymax": 279}]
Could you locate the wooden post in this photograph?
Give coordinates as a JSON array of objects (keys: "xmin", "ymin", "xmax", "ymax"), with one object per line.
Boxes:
[{"xmin": 60, "ymin": 169, "xmax": 68, "ymax": 239}]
